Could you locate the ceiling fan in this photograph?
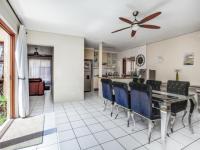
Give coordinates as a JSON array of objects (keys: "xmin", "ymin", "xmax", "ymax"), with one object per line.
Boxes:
[
  {"xmin": 28, "ymin": 47, "xmax": 52, "ymax": 58},
  {"xmin": 111, "ymin": 11, "xmax": 161, "ymax": 37}
]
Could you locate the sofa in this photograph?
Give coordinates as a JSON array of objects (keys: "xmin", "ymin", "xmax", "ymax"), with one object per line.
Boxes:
[{"xmin": 29, "ymin": 78, "xmax": 45, "ymax": 96}]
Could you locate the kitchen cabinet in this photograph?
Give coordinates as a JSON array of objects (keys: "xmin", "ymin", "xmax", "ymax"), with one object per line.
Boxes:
[
  {"xmin": 102, "ymin": 52, "xmax": 107, "ymax": 64},
  {"xmin": 84, "ymin": 48, "xmax": 94, "ymax": 60}
]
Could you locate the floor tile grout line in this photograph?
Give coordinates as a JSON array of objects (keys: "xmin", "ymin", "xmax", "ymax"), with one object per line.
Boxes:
[
  {"xmin": 55, "ymin": 98, "xmax": 200, "ymax": 150},
  {"xmin": 72, "ymin": 102, "xmax": 105, "ymax": 150},
  {"xmin": 56, "ymin": 100, "xmax": 151, "ymax": 149},
  {"xmin": 78, "ymin": 100, "xmax": 144, "ymax": 150},
  {"xmin": 36, "ymin": 92, "xmax": 59, "ymax": 150},
  {"xmin": 61, "ymin": 104, "xmax": 82, "ymax": 150}
]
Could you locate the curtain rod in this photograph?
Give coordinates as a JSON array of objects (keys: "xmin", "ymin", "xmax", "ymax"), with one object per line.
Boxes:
[{"xmin": 6, "ymin": 0, "xmax": 22, "ymax": 24}]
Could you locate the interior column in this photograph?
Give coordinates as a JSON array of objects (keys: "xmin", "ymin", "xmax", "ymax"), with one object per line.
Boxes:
[{"xmin": 98, "ymin": 42, "xmax": 103, "ymax": 97}]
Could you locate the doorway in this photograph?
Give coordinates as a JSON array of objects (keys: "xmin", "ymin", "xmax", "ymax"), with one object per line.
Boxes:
[
  {"xmin": 0, "ymin": 19, "xmax": 15, "ymax": 128},
  {"xmin": 27, "ymin": 45, "xmax": 54, "ymax": 96}
]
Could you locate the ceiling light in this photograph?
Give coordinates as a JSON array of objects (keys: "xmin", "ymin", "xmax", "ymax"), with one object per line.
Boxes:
[
  {"xmin": 34, "ymin": 47, "xmax": 39, "ymax": 56},
  {"xmin": 132, "ymin": 24, "xmax": 139, "ymax": 31}
]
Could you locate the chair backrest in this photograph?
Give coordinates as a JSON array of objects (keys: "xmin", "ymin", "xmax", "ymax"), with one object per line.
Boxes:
[
  {"xmin": 112, "ymin": 82, "xmax": 130, "ymax": 108},
  {"xmin": 133, "ymin": 78, "xmax": 145, "ymax": 84},
  {"xmin": 129, "ymin": 82, "xmax": 152, "ymax": 119},
  {"xmin": 167, "ymin": 80, "xmax": 190, "ymax": 96},
  {"xmin": 101, "ymin": 79, "xmax": 113, "ymax": 101},
  {"xmin": 146, "ymin": 80, "xmax": 162, "ymax": 91}
]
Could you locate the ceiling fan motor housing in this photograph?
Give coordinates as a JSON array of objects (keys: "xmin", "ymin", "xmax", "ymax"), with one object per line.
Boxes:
[{"xmin": 133, "ymin": 11, "xmax": 139, "ymax": 17}]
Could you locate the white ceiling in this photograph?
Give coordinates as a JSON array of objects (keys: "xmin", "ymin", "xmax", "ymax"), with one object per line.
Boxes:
[{"xmin": 9, "ymin": 0, "xmax": 200, "ymax": 51}]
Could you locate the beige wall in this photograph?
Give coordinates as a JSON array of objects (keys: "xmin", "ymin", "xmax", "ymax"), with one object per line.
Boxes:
[
  {"xmin": 27, "ymin": 30, "xmax": 84, "ymax": 102},
  {"xmin": 147, "ymin": 31, "xmax": 200, "ymax": 85},
  {"xmin": 117, "ymin": 45, "xmax": 147, "ymax": 75}
]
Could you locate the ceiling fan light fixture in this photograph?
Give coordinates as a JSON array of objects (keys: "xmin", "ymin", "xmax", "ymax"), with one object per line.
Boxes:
[
  {"xmin": 132, "ymin": 24, "xmax": 139, "ymax": 31},
  {"xmin": 34, "ymin": 47, "xmax": 39, "ymax": 56}
]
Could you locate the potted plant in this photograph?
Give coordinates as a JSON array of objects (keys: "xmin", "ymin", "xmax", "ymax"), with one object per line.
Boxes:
[{"xmin": 0, "ymin": 95, "xmax": 7, "ymax": 125}]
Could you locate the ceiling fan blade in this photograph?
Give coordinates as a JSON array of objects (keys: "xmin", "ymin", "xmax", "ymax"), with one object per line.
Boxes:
[
  {"xmin": 111, "ymin": 26, "xmax": 131, "ymax": 33},
  {"xmin": 119, "ymin": 17, "xmax": 133, "ymax": 24},
  {"xmin": 139, "ymin": 24, "xmax": 160, "ymax": 29},
  {"xmin": 138, "ymin": 12, "xmax": 161, "ymax": 24},
  {"xmin": 131, "ymin": 30, "xmax": 136, "ymax": 37}
]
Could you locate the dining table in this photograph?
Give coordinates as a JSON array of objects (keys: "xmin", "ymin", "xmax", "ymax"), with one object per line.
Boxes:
[{"xmin": 151, "ymin": 90, "xmax": 196, "ymax": 146}]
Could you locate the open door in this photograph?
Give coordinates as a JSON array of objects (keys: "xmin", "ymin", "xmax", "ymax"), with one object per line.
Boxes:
[{"xmin": 0, "ymin": 19, "xmax": 15, "ymax": 128}]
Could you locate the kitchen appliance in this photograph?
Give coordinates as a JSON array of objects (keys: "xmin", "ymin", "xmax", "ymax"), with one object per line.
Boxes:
[{"xmin": 84, "ymin": 60, "xmax": 92, "ymax": 92}]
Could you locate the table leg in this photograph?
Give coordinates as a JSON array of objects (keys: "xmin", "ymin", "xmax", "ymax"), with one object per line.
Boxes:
[
  {"xmin": 188, "ymin": 97, "xmax": 195, "ymax": 133},
  {"xmin": 160, "ymin": 106, "xmax": 171, "ymax": 145},
  {"xmin": 197, "ymin": 93, "xmax": 200, "ymax": 113}
]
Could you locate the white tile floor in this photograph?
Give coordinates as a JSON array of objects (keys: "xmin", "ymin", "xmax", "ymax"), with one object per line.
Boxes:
[{"xmin": 17, "ymin": 91, "xmax": 200, "ymax": 150}]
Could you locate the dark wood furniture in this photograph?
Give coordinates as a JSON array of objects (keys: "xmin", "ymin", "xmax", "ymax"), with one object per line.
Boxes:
[{"xmin": 29, "ymin": 78, "xmax": 45, "ymax": 96}]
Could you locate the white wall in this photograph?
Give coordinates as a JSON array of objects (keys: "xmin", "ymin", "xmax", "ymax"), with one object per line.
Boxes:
[
  {"xmin": 147, "ymin": 31, "xmax": 200, "ymax": 85},
  {"xmin": 0, "ymin": 0, "xmax": 19, "ymax": 33},
  {"xmin": 117, "ymin": 45, "xmax": 146, "ymax": 75},
  {"xmin": 27, "ymin": 30, "xmax": 84, "ymax": 102}
]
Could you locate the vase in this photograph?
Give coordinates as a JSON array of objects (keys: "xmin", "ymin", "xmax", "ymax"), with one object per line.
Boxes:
[{"xmin": 176, "ymin": 72, "xmax": 179, "ymax": 81}]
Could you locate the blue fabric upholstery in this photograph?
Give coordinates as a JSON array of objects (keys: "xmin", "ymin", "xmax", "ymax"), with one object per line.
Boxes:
[
  {"xmin": 101, "ymin": 79, "xmax": 114, "ymax": 102},
  {"xmin": 112, "ymin": 82, "xmax": 130, "ymax": 109},
  {"xmin": 129, "ymin": 83, "xmax": 160, "ymax": 120},
  {"xmin": 146, "ymin": 80, "xmax": 162, "ymax": 108}
]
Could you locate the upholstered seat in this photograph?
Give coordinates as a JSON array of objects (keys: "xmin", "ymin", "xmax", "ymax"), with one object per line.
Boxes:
[
  {"xmin": 167, "ymin": 80, "xmax": 190, "ymax": 132},
  {"xmin": 146, "ymin": 80, "xmax": 162, "ymax": 108},
  {"xmin": 101, "ymin": 79, "xmax": 115, "ymax": 116},
  {"xmin": 133, "ymin": 78, "xmax": 145, "ymax": 84},
  {"xmin": 112, "ymin": 81, "xmax": 131, "ymax": 126},
  {"xmin": 129, "ymin": 82, "xmax": 160, "ymax": 143},
  {"xmin": 146, "ymin": 80, "xmax": 162, "ymax": 91}
]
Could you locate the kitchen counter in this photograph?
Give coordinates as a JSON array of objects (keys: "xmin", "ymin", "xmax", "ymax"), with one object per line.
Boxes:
[
  {"xmin": 98, "ymin": 76, "xmax": 132, "ymax": 79},
  {"xmin": 98, "ymin": 77, "xmax": 133, "ymax": 85}
]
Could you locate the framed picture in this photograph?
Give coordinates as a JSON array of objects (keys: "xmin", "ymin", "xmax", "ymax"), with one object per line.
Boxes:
[{"xmin": 184, "ymin": 53, "xmax": 194, "ymax": 65}]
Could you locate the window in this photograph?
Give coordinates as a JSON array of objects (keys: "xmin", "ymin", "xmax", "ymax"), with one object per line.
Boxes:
[{"xmin": 29, "ymin": 58, "xmax": 51, "ymax": 84}]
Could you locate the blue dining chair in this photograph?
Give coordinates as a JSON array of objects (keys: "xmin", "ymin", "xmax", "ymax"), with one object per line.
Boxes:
[
  {"xmin": 167, "ymin": 80, "xmax": 190, "ymax": 133},
  {"xmin": 101, "ymin": 79, "xmax": 115, "ymax": 116},
  {"xmin": 112, "ymin": 81, "xmax": 131, "ymax": 127},
  {"xmin": 129, "ymin": 82, "xmax": 160, "ymax": 143},
  {"xmin": 146, "ymin": 80, "xmax": 162, "ymax": 109}
]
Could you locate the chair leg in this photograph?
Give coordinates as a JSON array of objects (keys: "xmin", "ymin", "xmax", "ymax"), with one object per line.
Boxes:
[
  {"xmin": 127, "ymin": 110, "xmax": 131, "ymax": 127},
  {"xmin": 170, "ymin": 114, "xmax": 176, "ymax": 133},
  {"xmin": 182, "ymin": 110, "xmax": 187, "ymax": 128},
  {"xmin": 111, "ymin": 102, "xmax": 114, "ymax": 117},
  {"xmin": 131, "ymin": 113, "xmax": 136, "ymax": 128},
  {"xmin": 131, "ymin": 113, "xmax": 136, "ymax": 132},
  {"xmin": 103, "ymin": 99, "xmax": 107, "ymax": 111},
  {"xmin": 148, "ymin": 120, "xmax": 153, "ymax": 144},
  {"xmin": 115, "ymin": 105, "xmax": 119, "ymax": 119}
]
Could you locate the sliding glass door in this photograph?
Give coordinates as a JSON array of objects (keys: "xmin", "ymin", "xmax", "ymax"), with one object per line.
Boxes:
[
  {"xmin": 0, "ymin": 27, "xmax": 11, "ymax": 125},
  {"xmin": 0, "ymin": 19, "xmax": 15, "ymax": 128}
]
